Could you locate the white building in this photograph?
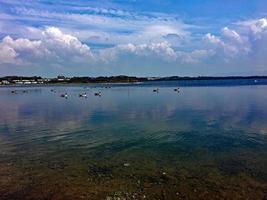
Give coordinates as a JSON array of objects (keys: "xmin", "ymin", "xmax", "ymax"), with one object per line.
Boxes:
[{"xmin": 1, "ymin": 80, "xmax": 10, "ymax": 85}]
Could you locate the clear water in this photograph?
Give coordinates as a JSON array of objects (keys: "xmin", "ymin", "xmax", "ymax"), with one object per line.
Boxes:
[{"xmin": 0, "ymin": 83, "xmax": 267, "ymax": 199}]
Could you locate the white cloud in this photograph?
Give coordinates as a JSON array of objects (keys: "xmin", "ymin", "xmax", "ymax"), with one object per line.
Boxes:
[
  {"xmin": 117, "ymin": 42, "xmax": 178, "ymax": 61},
  {"xmin": 99, "ymin": 41, "xmax": 215, "ymax": 65},
  {"xmin": 1, "ymin": 18, "xmax": 267, "ymax": 75},
  {"xmin": 42, "ymin": 27, "xmax": 93, "ymax": 59},
  {"xmin": 204, "ymin": 26, "xmax": 251, "ymax": 57},
  {"xmin": 202, "ymin": 18, "xmax": 267, "ymax": 71},
  {"xmin": 0, "ymin": 36, "xmax": 43, "ymax": 65},
  {"xmin": 2, "ymin": 6, "xmax": 193, "ymax": 47},
  {"xmin": 0, "ymin": 27, "xmax": 94, "ymax": 66},
  {"xmin": 177, "ymin": 49, "xmax": 215, "ymax": 64},
  {"xmin": 237, "ymin": 18, "xmax": 267, "ymax": 35},
  {"xmin": 222, "ymin": 27, "xmax": 242, "ymax": 43},
  {"xmin": 98, "ymin": 42, "xmax": 178, "ymax": 64},
  {"xmin": 204, "ymin": 33, "xmax": 222, "ymax": 45},
  {"xmin": 0, "ymin": 37, "xmax": 18, "ymax": 64},
  {"xmin": 71, "ymin": 6, "xmax": 133, "ymax": 18},
  {"xmin": 0, "ymin": 25, "xmax": 216, "ymax": 71}
]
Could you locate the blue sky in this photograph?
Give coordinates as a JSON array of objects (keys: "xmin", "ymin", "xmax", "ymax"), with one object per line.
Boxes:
[{"xmin": 0, "ymin": 0, "xmax": 267, "ymax": 76}]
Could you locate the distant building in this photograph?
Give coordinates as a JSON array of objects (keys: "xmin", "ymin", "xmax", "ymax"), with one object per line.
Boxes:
[
  {"xmin": 23, "ymin": 81, "xmax": 31, "ymax": 84},
  {"xmin": 147, "ymin": 77, "xmax": 160, "ymax": 81},
  {"xmin": 57, "ymin": 75, "xmax": 70, "ymax": 82},
  {"xmin": 13, "ymin": 79, "xmax": 39, "ymax": 84},
  {"xmin": 43, "ymin": 78, "xmax": 51, "ymax": 82},
  {"xmin": 37, "ymin": 79, "xmax": 45, "ymax": 84},
  {"xmin": 1, "ymin": 80, "xmax": 10, "ymax": 85}
]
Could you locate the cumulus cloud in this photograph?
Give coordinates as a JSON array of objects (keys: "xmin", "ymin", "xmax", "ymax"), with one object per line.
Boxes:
[
  {"xmin": 222, "ymin": 27, "xmax": 243, "ymax": 43},
  {"xmin": 42, "ymin": 27, "xmax": 93, "ymax": 60},
  {"xmin": 0, "ymin": 37, "xmax": 18, "ymax": 64},
  {"xmin": 177, "ymin": 49, "xmax": 215, "ymax": 64},
  {"xmin": 116, "ymin": 42, "xmax": 178, "ymax": 61},
  {"xmin": 1, "ymin": 18, "xmax": 267, "ymax": 75},
  {"xmin": 204, "ymin": 26, "xmax": 251, "ymax": 57},
  {"xmin": 0, "ymin": 25, "xmax": 223, "ymax": 71},
  {"xmin": 0, "ymin": 27, "xmax": 94, "ymax": 66},
  {"xmin": 0, "ymin": 27, "xmax": 197, "ymax": 70},
  {"xmin": 0, "ymin": 36, "xmax": 43, "ymax": 65},
  {"xmin": 99, "ymin": 41, "xmax": 214, "ymax": 65},
  {"xmin": 202, "ymin": 17, "xmax": 267, "ymax": 73},
  {"xmin": 237, "ymin": 18, "xmax": 267, "ymax": 35},
  {"xmin": 97, "ymin": 42, "xmax": 177, "ymax": 65},
  {"xmin": 204, "ymin": 33, "xmax": 222, "ymax": 45}
]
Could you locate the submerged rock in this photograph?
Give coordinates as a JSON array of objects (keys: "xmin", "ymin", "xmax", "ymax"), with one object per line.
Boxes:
[
  {"xmin": 47, "ymin": 161, "xmax": 67, "ymax": 170},
  {"xmin": 123, "ymin": 163, "xmax": 130, "ymax": 167},
  {"xmin": 87, "ymin": 165, "xmax": 113, "ymax": 181}
]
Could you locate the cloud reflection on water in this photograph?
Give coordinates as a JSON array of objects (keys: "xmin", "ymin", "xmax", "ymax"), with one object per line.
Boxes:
[{"xmin": 0, "ymin": 85, "xmax": 267, "ymax": 151}]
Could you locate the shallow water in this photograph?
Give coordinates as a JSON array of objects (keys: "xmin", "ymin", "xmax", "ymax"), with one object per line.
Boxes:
[{"xmin": 0, "ymin": 83, "xmax": 267, "ymax": 199}]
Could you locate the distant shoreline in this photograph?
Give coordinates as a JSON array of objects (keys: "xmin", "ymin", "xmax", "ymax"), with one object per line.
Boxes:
[
  {"xmin": 1, "ymin": 76, "xmax": 267, "ymax": 87},
  {"xmin": 0, "ymin": 82, "xmax": 144, "ymax": 87}
]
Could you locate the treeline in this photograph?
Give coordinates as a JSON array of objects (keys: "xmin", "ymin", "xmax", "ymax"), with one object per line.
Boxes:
[
  {"xmin": 68, "ymin": 76, "xmax": 148, "ymax": 83},
  {"xmin": 1, "ymin": 75, "xmax": 267, "ymax": 84},
  {"xmin": 154, "ymin": 76, "xmax": 267, "ymax": 81},
  {"xmin": 0, "ymin": 76, "xmax": 42, "ymax": 81}
]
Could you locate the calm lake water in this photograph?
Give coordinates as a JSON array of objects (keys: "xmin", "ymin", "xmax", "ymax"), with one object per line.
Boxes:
[{"xmin": 0, "ymin": 81, "xmax": 267, "ymax": 199}]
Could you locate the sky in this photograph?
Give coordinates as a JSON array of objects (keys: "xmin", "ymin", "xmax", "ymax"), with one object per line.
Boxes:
[{"xmin": 0, "ymin": 0, "xmax": 267, "ymax": 77}]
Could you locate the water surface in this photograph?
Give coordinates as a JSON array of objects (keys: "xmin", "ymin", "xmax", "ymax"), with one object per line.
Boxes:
[{"xmin": 0, "ymin": 83, "xmax": 267, "ymax": 199}]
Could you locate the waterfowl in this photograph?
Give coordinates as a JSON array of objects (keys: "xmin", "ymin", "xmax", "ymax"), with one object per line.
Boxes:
[
  {"xmin": 94, "ymin": 92, "xmax": 101, "ymax": 96},
  {"xmin": 79, "ymin": 93, "xmax": 87, "ymax": 97},
  {"xmin": 11, "ymin": 90, "xmax": 17, "ymax": 94},
  {"xmin": 153, "ymin": 88, "xmax": 159, "ymax": 93},
  {"xmin": 60, "ymin": 93, "xmax": 68, "ymax": 98},
  {"xmin": 174, "ymin": 88, "xmax": 180, "ymax": 92}
]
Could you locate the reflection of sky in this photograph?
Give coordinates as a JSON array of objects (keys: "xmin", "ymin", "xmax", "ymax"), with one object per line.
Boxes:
[{"xmin": 1, "ymin": 85, "xmax": 267, "ymax": 153}]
